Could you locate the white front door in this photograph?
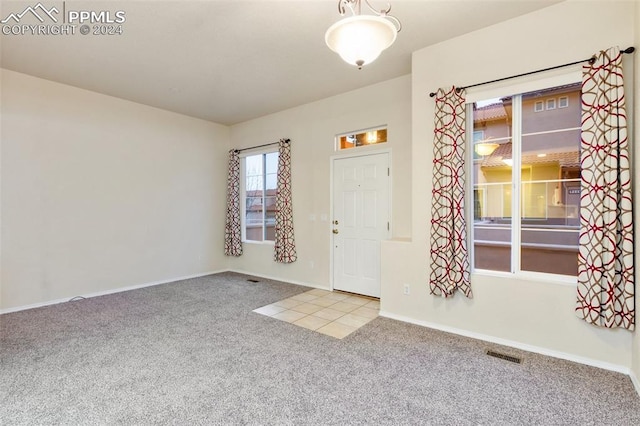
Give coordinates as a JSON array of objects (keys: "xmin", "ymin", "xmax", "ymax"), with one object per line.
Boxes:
[{"xmin": 332, "ymin": 152, "xmax": 390, "ymax": 298}]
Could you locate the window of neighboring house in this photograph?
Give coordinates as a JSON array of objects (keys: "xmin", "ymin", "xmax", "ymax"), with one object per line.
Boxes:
[
  {"xmin": 534, "ymin": 100, "xmax": 544, "ymax": 112},
  {"xmin": 470, "ymin": 81, "xmax": 581, "ymax": 278},
  {"xmin": 546, "ymin": 98, "xmax": 556, "ymax": 110},
  {"xmin": 558, "ymin": 96, "xmax": 569, "ymax": 108},
  {"xmin": 337, "ymin": 126, "xmax": 387, "ymax": 150},
  {"xmin": 472, "ymin": 130, "xmax": 485, "ymax": 160},
  {"xmin": 242, "ymin": 151, "xmax": 278, "ymax": 242}
]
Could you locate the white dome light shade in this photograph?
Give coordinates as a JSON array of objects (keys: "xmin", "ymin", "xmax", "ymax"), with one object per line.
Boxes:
[
  {"xmin": 325, "ymin": 15, "xmax": 397, "ymax": 68},
  {"xmin": 474, "ymin": 142, "xmax": 499, "ymax": 156}
]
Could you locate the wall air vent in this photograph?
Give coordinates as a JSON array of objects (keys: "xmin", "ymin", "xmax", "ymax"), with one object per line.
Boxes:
[{"xmin": 486, "ymin": 350, "xmax": 522, "ymax": 364}]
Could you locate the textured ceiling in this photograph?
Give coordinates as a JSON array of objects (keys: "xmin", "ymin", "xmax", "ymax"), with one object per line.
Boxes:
[{"xmin": 0, "ymin": 0, "xmax": 561, "ymax": 125}]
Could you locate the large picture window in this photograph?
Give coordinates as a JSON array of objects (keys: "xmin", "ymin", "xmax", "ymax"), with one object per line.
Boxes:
[
  {"xmin": 242, "ymin": 151, "xmax": 278, "ymax": 242},
  {"xmin": 471, "ymin": 82, "xmax": 581, "ymax": 277}
]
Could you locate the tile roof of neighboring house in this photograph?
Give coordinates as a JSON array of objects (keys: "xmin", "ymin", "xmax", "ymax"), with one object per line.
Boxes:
[
  {"xmin": 480, "ymin": 142, "xmax": 580, "ymax": 168},
  {"xmin": 473, "ymin": 103, "xmax": 508, "ymax": 122}
]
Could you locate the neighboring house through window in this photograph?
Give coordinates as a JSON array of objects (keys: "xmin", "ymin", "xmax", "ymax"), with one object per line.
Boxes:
[
  {"xmin": 470, "ymin": 81, "xmax": 581, "ymax": 278},
  {"xmin": 242, "ymin": 151, "xmax": 278, "ymax": 242}
]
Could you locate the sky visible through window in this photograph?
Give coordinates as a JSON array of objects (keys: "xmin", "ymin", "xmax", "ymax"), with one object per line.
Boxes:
[
  {"xmin": 476, "ymin": 98, "xmax": 501, "ymax": 107},
  {"xmin": 245, "ymin": 153, "xmax": 278, "ymax": 190}
]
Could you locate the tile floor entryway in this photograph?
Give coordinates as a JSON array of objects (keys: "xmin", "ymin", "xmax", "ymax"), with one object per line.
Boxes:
[{"xmin": 253, "ymin": 288, "xmax": 379, "ymax": 339}]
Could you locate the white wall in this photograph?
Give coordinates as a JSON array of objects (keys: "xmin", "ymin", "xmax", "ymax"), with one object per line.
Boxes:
[
  {"xmin": 0, "ymin": 70, "xmax": 230, "ymax": 311},
  {"xmin": 227, "ymin": 75, "xmax": 411, "ymax": 288},
  {"xmin": 381, "ymin": 1, "xmax": 636, "ymax": 369}
]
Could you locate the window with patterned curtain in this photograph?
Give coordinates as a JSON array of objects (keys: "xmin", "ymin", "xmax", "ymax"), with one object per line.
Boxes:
[
  {"xmin": 274, "ymin": 139, "xmax": 297, "ymax": 263},
  {"xmin": 430, "ymin": 87, "xmax": 471, "ymax": 298},
  {"xmin": 224, "ymin": 150, "xmax": 242, "ymax": 257},
  {"xmin": 576, "ymin": 46, "xmax": 634, "ymax": 331}
]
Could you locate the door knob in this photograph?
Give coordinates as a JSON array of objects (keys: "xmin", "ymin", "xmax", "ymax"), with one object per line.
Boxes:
[{"xmin": 332, "ymin": 229, "xmax": 339, "ymax": 234}]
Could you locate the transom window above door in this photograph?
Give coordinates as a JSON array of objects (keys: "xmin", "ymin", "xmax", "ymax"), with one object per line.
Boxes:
[{"xmin": 336, "ymin": 126, "xmax": 387, "ymax": 150}]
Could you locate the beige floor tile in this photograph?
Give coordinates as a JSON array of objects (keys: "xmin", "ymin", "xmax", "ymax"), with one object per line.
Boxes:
[
  {"xmin": 323, "ymin": 292, "xmax": 350, "ymax": 301},
  {"xmin": 293, "ymin": 315, "xmax": 331, "ymax": 331},
  {"xmin": 351, "ymin": 306, "xmax": 379, "ymax": 319},
  {"xmin": 273, "ymin": 298, "xmax": 304, "ymax": 309},
  {"xmin": 254, "ymin": 292, "xmax": 378, "ymax": 337},
  {"xmin": 306, "ymin": 289, "xmax": 332, "ymax": 297},
  {"xmin": 312, "ymin": 307, "xmax": 345, "ymax": 321},
  {"xmin": 331, "ymin": 301, "xmax": 360, "ymax": 313},
  {"xmin": 364, "ymin": 300, "xmax": 380, "ymax": 309},
  {"xmin": 343, "ymin": 296, "xmax": 370, "ymax": 306},
  {"xmin": 290, "ymin": 302, "xmax": 323, "ymax": 315},
  {"xmin": 308, "ymin": 296, "xmax": 339, "ymax": 308},
  {"xmin": 253, "ymin": 304, "xmax": 287, "ymax": 316},
  {"xmin": 335, "ymin": 313, "xmax": 374, "ymax": 328},
  {"xmin": 316, "ymin": 322, "xmax": 357, "ymax": 339},
  {"xmin": 272, "ymin": 310, "xmax": 307, "ymax": 323},
  {"xmin": 290, "ymin": 293, "xmax": 319, "ymax": 302}
]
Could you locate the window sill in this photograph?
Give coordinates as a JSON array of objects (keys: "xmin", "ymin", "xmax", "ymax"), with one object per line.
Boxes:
[
  {"xmin": 242, "ymin": 240, "xmax": 275, "ymax": 246},
  {"xmin": 472, "ymin": 269, "xmax": 577, "ymax": 287}
]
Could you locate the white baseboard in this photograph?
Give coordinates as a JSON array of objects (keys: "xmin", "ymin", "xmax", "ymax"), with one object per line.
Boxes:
[
  {"xmin": 378, "ymin": 310, "xmax": 632, "ymax": 377},
  {"xmin": 1, "ymin": 269, "xmax": 324, "ymax": 315},
  {"xmin": 4, "ymin": 271, "xmax": 637, "ymax": 397},
  {"xmin": 630, "ymin": 370, "xmax": 640, "ymax": 397},
  {"xmin": 226, "ymin": 268, "xmax": 330, "ymax": 291},
  {"xmin": 0, "ymin": 270, "xmax": 225, "ymax": 315}
]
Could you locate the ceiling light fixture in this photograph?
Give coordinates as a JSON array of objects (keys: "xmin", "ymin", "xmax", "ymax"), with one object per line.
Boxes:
[{"xmin": 325, "ymin": 0, "xmax": 401, "ymax": 69}]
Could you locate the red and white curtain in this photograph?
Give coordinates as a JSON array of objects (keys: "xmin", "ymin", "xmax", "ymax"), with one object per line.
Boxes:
[
  {"xmin": 224, "ymin": 149, "xmax": 242, "ymax": 257},
  {"xmin": 429, "ymin": 87, "xmax": 471, "ymax": 298},
  {"xmin": 576, "ymin": 47, "xmax": 634, "ymax": 330},
  {"xmin": 274, "ymin": 139, "xmax": 297, "ymax": 263}
]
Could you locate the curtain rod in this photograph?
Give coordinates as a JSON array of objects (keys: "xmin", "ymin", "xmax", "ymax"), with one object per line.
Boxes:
[
  {"xmin": 428, "ymin": 46, "xmax": 635, "ymax": 98},
  {"xmin": 234, "ymin": 138, "xmax": 290, "ymax": 153}
]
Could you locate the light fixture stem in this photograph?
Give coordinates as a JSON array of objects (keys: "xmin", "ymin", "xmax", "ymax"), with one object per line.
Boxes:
[
  {"xmin": 336, "ymin": 0, "xmax": 401, "ymax": 31},
  {"xmin": 362, "ymin": 0, "xmax": 391, "ymax": 16}
]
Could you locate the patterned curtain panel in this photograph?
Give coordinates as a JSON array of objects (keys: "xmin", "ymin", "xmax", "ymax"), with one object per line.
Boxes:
[
  {"xmin": 429, "ymin": 87, "xmax": 471, "ymax": 298},
  {"xmin": 224, "ymin": 149, "xmax": 242, "ymax": 257},
  {"xmin": 576, "ymin": 47, "xmax": 634, "ymax": 330},
  {"xmin": 274, "ymin": 139, "xmax": 297, "ymax": 263}
]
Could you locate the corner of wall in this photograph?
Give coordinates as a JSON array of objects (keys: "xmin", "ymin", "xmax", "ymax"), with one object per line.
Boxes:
[{"xmin": 1, "ymin": 70, "xmax": 231, "ymax": 311}]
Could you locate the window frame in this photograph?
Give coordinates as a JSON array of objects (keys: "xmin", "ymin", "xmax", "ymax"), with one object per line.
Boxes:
[
  {"xmin": 534, "ymin": 100, "xmax": 544, "ymax": 112},
  {"xmin": 465, "ymin": 70, "xmax": 581, "ymax": 285},
  {"xmin": 472, "ymin": 130, "xmax": 485, "ymax": 160},
  {"xmin": 545, "ymin": 98, "xmax": 556, "ymax": 110},
  {"xmin": 558, "ymin": 96, "xmax": 569, "ymax": 108},
  {"xmin": 240, "ymin": 149, "xmax": 279, "ymax": 244}
]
